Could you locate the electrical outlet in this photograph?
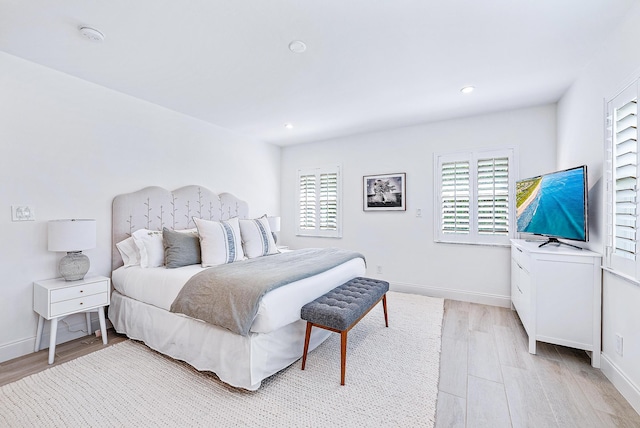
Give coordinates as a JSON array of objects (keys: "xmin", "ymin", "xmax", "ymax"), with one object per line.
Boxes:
[
  {"xmin": 11, "ymin": 205, "xmax": 35, "ymax": 221},
  {"xmin": 376, "ymin": 265, "xmax": 383, "ymax": 274},
  {"xmin": 615, "ymin": 334, "xmax": 623, "ymax": 356}
]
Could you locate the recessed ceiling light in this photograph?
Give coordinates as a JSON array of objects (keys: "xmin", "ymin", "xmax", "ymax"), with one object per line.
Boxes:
[
  {"xmin": 460, "ymin": 86, "xmax": 475, "ymax": 94},
  {"xmin": 288, "ymin": 40, "xmax": 307, "ymax": 54},
  {"xmin": 79, "ymin": 26, "xmax": 105, "ymax": 42},
  {"xmin": 284, "ymin": 123, "xmax": 294, "ymax": 129}
]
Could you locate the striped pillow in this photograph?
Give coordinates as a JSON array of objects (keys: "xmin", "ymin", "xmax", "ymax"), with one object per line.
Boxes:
[
  {"xmin": 239, "ymin": 216, "xmax": 278, "ymax": 258},
  {"xmin": 193, "ymin": 217, "xmax": 244, "ymax": 267}
]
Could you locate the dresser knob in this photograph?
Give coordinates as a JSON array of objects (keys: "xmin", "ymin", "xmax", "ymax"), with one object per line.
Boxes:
[
  {"xmin": 80, "ymin": 302, "xmax": 83, "ymax": 305},
  {"xmin": 80, "ymin": 290, "xmax": 84, "ymax": 293}
]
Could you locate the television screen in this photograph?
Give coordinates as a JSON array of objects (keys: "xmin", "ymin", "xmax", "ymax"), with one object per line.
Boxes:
[{"xmin": 516, "ymin": 165, "xmax": 588, "ymax": 242}]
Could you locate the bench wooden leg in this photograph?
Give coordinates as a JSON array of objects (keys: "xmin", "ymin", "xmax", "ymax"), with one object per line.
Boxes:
[
  {"xmin": 341, "ymin": 330, "xmax": 348, "ymax": 385},
  {"xmin": 301, "ymin": 322, "xmax": 313, "ymax": 370},
  {"xmin": 382, "ymin": 294, "xmax": 389, "ymax": 327}
]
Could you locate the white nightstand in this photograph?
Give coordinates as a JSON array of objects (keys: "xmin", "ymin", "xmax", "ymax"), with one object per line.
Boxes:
[{"xmin": 33, "ymin": 274, "xmax": 111, "ymax": 364}]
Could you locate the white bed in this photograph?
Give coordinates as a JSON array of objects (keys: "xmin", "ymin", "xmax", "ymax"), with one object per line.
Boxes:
[{"xmin": 108, "ymin": 185, "xmax": 365, "ymax": 390}]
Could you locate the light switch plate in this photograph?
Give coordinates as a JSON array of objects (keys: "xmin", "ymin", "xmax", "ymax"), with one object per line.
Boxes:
[{"xmin": 12, "ymin": 205, "xmax": 35, "ymax": 221}]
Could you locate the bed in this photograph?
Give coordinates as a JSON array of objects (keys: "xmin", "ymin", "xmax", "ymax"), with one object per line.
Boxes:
[{"xmin": 108, "ymin": 185, "xmax": 366, "ymax": 390}]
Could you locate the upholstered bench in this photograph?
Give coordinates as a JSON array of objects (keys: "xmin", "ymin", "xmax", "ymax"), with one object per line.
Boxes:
[{"xmin": 300, "ymin": 277, "xmax": 389, "ymax": 385}]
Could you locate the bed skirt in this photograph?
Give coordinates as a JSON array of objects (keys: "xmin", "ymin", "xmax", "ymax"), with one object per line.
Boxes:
[{"xmin": 108, "ymin": 290, "xmax": 331, "ymax": 390}]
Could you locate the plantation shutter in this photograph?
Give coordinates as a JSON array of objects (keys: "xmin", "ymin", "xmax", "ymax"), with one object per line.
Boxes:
[
  {"xmin": 435, "ymin": 148, "xmax": 515, "ymax": 245},
  {"xmin": 606, "ymin": 84, "xmax": 638, "ymax": 267},
  {"xmin": 296, "ymin": 166, "xmax": 342, "ymax": 238},
  {"xmin": 299, "ymin": 174, "xmax": 316, "ymax": 230},
  {"xmin": 477, "ymin": 157, "xmax": 509, "ymax": 235},
  {"xmin": 613, "ymin": 99, "xmax": 638, "ymax": 258},
  {"xmin": 319, "ymin": 172, "xmax": 338, "ymax": 230},
  {"xmin": 441, "ymin": 161, "xmax": 470, "ymax": 234}
]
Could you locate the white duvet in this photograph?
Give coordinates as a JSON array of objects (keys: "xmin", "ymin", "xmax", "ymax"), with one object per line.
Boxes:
[{"xmin": 111, "ymin": 257, "xmax": 366, "ymax": 334}]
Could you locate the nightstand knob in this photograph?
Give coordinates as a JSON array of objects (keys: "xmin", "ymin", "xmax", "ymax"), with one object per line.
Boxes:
[
  {"xmin": 80, "ymin": 290, "xmax": 84, "ymax": 293},
  {"xmin": 80, "ymin": 302, "xmax": 83, "ymax": 305}
]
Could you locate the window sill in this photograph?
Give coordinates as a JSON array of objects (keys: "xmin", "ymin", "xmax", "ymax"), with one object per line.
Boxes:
[{"xmin": 434, "ymin": 239, "xmax": 511, "ymax": 248}]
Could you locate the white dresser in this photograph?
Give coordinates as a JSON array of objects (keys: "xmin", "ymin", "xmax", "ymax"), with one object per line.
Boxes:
[{"xmin": 510, "ymin": 239, "xmax": 602, "ymax": 367}]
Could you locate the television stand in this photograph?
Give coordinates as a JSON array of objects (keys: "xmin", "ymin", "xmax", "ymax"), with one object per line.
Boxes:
[{"xmin": 538, "ymin": 237, "xmax": 583, "ymax": 250}]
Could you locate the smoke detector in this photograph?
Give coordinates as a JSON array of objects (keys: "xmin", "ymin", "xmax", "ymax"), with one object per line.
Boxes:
[{"xmin": 79, "ymin": 26, "xmax": 105, "ymax": 42}]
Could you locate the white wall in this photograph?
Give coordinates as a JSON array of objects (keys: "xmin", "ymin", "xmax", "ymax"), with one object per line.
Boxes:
[
  {"xmin": 0, "ymin": 52, "xmax": 280, "ymax": 362},
  {"xmin": 281, "ymin": 105, "xmax": 556, "ymax": 306},
  {"xmin": 557, "ymin": 4, "xmax": 640, "ymax": 413}
]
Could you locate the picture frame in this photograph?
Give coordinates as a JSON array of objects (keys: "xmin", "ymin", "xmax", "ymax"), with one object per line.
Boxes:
[{"xmin": 363, "ymin": 173, "xmax": 406, "ymax": 211}]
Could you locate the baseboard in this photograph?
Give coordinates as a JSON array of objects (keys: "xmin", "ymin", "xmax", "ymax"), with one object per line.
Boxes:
[
  {"xmin": 0, "ymin": 313, "xmax": 112, "ymax": 363},
  {"xmin": 601, "ymin": 353, "xmax": 640, "ymax": 415},
  {"xmin": 389, "ymin": 281, "xmax": 511, "ymax": 308}
]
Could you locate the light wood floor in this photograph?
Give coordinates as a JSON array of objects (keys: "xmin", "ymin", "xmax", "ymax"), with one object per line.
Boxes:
[
  {"xmin": 435, "ymin": 300, "xmax": 640, "ymax": 427},
  {"xmin": 2, "ymin": 303, "xmax": 639, "ymax": 428},
  {"xmin": 0, "ymin": 330, "xmax": 128, "ymax": 386}
]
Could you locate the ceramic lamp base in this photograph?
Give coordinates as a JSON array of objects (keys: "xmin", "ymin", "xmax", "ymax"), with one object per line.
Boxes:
[{"xmin": 59, "ymin": 251, "xmax": 90, "ymax": 281}]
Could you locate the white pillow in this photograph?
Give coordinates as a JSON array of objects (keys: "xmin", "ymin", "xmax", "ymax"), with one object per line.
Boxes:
[
  {"xmin": 132, "ymin": 229, "xmax": 165, "ymax": 268},
  {"xmin": 239, "ymin": 216, "xmax": 278, "ymax": 258},
  {"xmin": 115, "ymin": 236, "xmax": 141, "ymax": 268},
  {"xmin": 194, "ymin": 217, "xmax": 245, "ymax": 267}
]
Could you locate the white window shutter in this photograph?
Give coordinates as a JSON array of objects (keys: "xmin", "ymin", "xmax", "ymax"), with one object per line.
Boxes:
[
  {"xmin": 610, "ymin": 94, "xmax": 638, "ymax": 262},
  {"xmin": 441, "ymin": 161, "xmax": 470, "ymax": 234},
  {"xmin": 435, "ymin": 148, "xmax": 515, "ymax": 245},
  {"xmin": 298, "ymin": 174, "xmax": 316, "ymax": 231},
  {"xmin": 296, "ymin": 166, "xmax": 342, "ymax": 238},
  {"xmin": 477, "ymin": 157, "xmax": 510, "ymax": 236},
  {"xmin": 606, "ymin": 78, "xmax": 640, "ymax": 280}
]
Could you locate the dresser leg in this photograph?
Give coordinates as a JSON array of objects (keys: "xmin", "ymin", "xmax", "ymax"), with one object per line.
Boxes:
[
  {"xmin": 98, "ymin": 306, "xmax": 108, "ymax": 345},
  {"xmin": 35, "ymin": 316, "xmax": 44, "ymax": 352},
  {"xmin": 48, "ymin": 318, "xmax": 58, "ymax": 364}
]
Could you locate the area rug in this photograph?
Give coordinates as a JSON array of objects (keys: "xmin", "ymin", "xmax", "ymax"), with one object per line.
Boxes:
[{"xmin": 0, "ymin": 291, "xmax": 443, "ymax": 427}]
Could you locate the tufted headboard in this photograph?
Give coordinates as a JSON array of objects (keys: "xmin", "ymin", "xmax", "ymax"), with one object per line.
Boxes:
[{"xmin": 112, "ymin": 185, "xmax": 248, "ymax": 270}]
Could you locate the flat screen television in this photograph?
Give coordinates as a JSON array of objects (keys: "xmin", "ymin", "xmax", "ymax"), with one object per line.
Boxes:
[{"xmin": 516, "ymin": 165, "xmax": 588, "ymax": 248}]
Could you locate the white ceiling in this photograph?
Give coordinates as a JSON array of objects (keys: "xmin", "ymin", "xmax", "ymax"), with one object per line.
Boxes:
[{"xmin": 0, "ymin": 0, "xmax": 636, "ymax": 146}]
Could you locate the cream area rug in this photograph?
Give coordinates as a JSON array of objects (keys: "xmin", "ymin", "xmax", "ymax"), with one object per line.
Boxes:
[{"xmin": 0, "ymin": 292, "xmax": 443, "ymax": 427}]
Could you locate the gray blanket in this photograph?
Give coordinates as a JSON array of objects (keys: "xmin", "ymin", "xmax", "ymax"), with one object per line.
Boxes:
[{"xmin": 169, "ymin": 248, "xmax": 365, "ymax": 336}]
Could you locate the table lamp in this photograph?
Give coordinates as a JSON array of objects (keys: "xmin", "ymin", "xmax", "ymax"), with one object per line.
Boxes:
[
  {"xmin": 267, "ymin": 216, "xmax": 281, "ymax": 244},
  {"xmin": 48, "ymin": 219, "xmax": 96, "ymax": 281}
]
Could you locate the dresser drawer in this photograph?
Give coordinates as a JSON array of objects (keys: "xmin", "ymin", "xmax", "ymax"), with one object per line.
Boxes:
[
  {"xmin": 511, "ymin": 245, "xmax": 531, "ymax": 272},
  {"xmin": 50, "ymin": 280, "xmax": 108, "ymax": 303},
  {"xmin": 50, "ymin": 292, "xmax": 109, "ymax": 317}
]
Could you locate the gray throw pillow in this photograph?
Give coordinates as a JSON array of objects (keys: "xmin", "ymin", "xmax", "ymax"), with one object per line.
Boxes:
[{"xmin": 163, "ymin": 227, "xmax": 201, "ymax": 268}]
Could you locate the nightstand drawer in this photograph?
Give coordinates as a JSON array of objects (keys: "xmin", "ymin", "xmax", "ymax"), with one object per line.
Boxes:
[
  {"xmin": 50, "ymin": 280, "xmax": 108, "ymax": 303},
  {"xmin": 50, "ymin": 292, "xmax": 109, "ymax": 317}
]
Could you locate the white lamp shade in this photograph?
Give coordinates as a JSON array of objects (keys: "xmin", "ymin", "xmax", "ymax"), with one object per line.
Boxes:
[
  {"xmin": 267, "ymin": 216, "xmax": 281, "ymax": 232},
  {"xmin": 48, "ymin": 219, "xmax": 96, "ymax": 252}
]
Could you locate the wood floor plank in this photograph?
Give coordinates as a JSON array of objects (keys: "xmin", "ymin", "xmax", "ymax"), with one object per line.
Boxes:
[
  {"xmin": 572, "ymin": 365, "xmax": 640, "ymax": 421},
  {"xmin": 596, "ymin": 409, "xmax": 640, "ymax": 428},
  {"xmin": 435, "ymin": 391, "xmax": 466, "ymax": 428},
  {"xmin": 502, "ymin": 365, "xmax": 558, "ymax": 428},
  {"xmin": 439, "ymin": 336, "xmax": 468, "ymax": 398},
  {"xmin": 468, "ymin": 330, "xmax": 502, "ymax": 383},
  {"xmin": 468, "ymin": 303, "xmax": 493, "ymax": 333},
  {"xmin": 493, "ymin": 324, "xmax": 532, "ymax": 370},
  {"xmin": 442, "ymin": 300, "xmax": 470, "ymax": 341},
  {"xmin": 466, "ymin": 375, "xmax": 511, "ymax": 428},
  {"xmin": 532, "ymin": 356, "xmax": 604, "ymax": 428}
]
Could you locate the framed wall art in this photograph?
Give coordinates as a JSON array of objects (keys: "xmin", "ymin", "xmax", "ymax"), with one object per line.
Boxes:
[{"xmin": 363, "ymin": 173, "xmax": 406, "ymax": 211}]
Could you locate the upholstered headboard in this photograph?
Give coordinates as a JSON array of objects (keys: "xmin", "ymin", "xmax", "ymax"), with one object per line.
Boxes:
[{"xmin": 112, "ymin": 185, "xmax": 248, "ymax": 270}]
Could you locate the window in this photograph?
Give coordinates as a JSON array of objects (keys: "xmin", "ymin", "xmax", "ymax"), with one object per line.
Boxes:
[
  {"xmin": 606, "ymin": 79, "xmax": 639, "ymax": 277},
  {"xmin": 296, "ymin": 165, "xmax": 342, "ymax": 238},
  {"xmin": 434, "ymin": 148, "xmax": 515, "ymax": 245}
]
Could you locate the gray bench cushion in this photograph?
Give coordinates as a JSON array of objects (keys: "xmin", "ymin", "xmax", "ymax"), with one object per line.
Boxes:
[{"xmin": 301, "ymin": 277, "xmax": 389, "ymax": 331}]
